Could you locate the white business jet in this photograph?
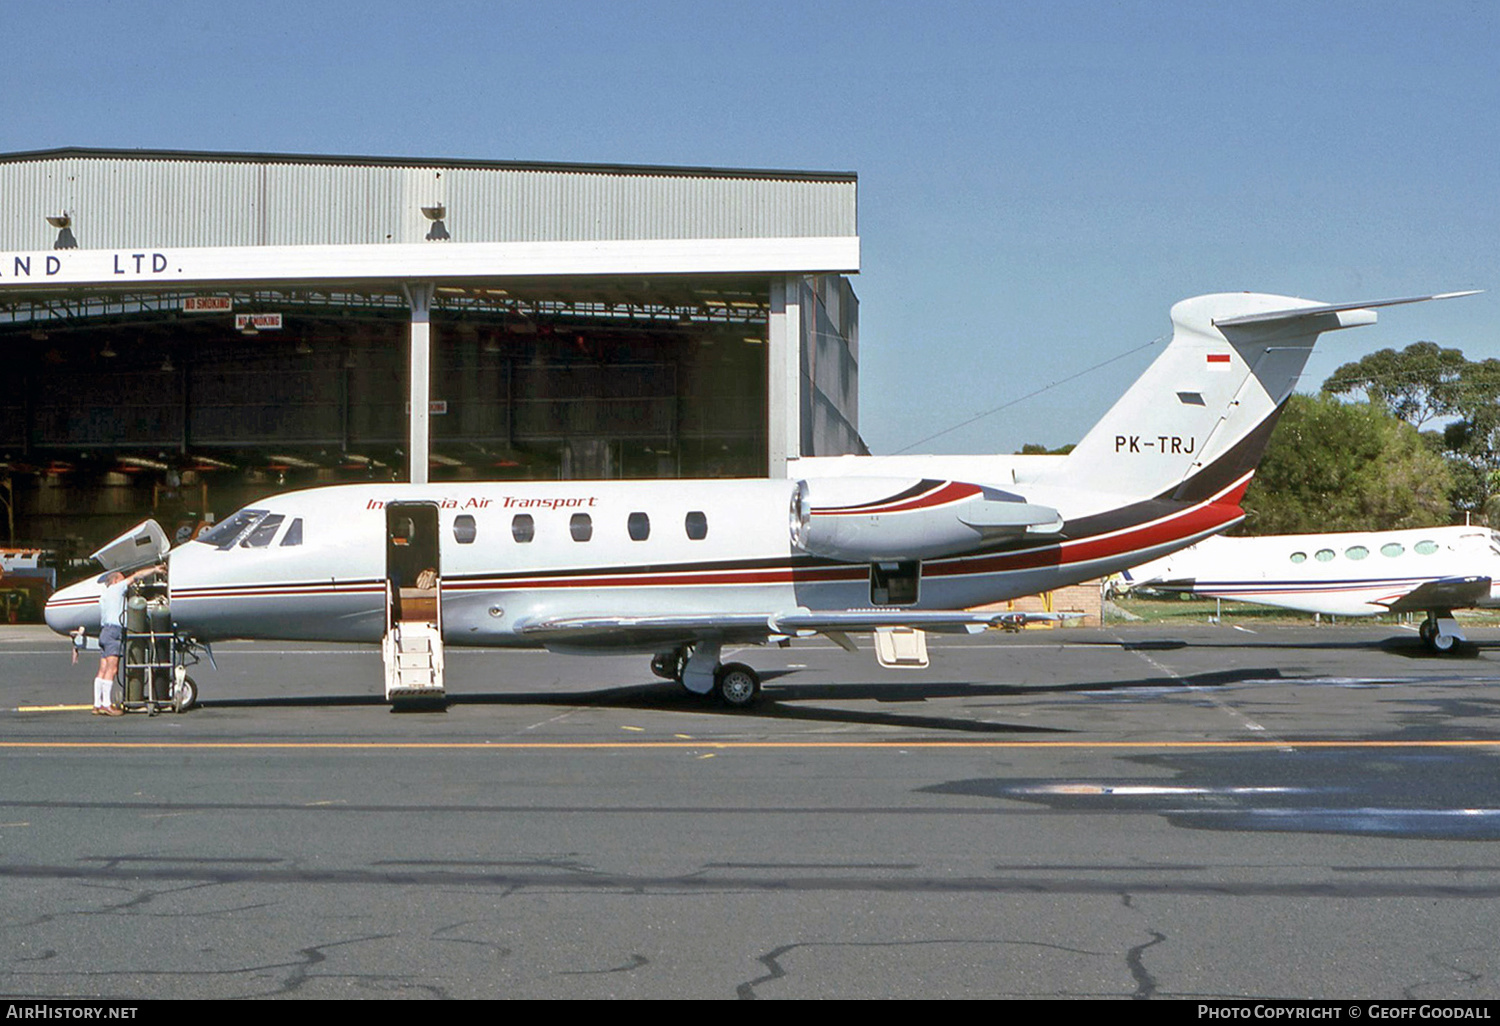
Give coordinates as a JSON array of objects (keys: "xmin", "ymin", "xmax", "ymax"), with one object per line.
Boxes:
[
  {"xmin": 45, "ymin": 290, "xmax": 1475, "ymax": 706},
  {"xmin": 1122, "ymin": 524, "xmax": 1500, "ymax": 653}
]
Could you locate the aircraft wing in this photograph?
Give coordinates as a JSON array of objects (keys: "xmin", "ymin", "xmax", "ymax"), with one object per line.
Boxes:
[
  {"xmin": 1378, "ymin": 576, "xmax": 1493, "ymax": 614},
  {"xmin": 513, "ymin": 608, "xmax": 1064, "ymax": 649}
]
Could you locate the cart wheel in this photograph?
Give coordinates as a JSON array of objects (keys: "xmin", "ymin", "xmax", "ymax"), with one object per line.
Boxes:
[{"xmin": 173, "ymin": 675, "xmax": 198, "ymax": 714}]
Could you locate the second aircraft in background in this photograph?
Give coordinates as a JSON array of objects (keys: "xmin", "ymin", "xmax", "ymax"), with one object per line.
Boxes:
[{"xmin": 1123, "ymin": 525, "xmax": 1500, "ymax": 652}]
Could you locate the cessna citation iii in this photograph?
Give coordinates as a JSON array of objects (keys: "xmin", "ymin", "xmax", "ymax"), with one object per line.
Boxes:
[
  {"xmin": 45, "ymin": 290, "xmax": 1476, "ymax": 707},
  {"xmin": 1122, "ymin": 524, "xmax": 1500, "ymax": 653}
]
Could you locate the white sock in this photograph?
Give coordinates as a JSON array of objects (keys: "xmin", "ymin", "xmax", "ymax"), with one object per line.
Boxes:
[{"xmin": 94, "ymin": 678, "xmax": 110, "ymax": 707}]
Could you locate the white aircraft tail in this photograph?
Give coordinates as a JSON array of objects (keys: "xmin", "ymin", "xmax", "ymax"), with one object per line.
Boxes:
[{"xmin": 1042, "ymin": 291, "xmax": 1476, "ymax": 505}]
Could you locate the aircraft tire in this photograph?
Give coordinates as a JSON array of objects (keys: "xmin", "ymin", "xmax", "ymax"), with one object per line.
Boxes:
[
  {"xmin": 651, "ymin": 648, "xmax": 687, "ymax": 682},
  {"xmin": 714, "ymin": 663, "xmax": 761, "ymax": 709},
  {"xmin": 1419, "ymin": 619, "xmax": 1437, "ymax": 645},
  {"xmin": 1430, "ymin": 631, "xmax": 1458, "ymax": 655},
  {"xmin": 173, "ymin": 675, "xmax": 198, "ymax": 713}
]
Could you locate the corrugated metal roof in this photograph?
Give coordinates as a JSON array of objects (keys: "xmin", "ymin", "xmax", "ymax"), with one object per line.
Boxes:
[{"xmin": 0, "ymin": 148, "xmax": 857, "ymax": 251}]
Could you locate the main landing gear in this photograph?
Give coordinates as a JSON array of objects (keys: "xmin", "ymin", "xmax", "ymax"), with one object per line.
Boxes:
[
  {"xmin": 1418, "ymin": 612, "xmax": 1465, "ymax": 654},
  {"xmin": 651, "ymin": 643, "xmax": 762, "ymax": 708}
]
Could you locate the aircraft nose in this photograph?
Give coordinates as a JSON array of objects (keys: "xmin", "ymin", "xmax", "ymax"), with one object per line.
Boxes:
[{"xmin": 44, "ymin": 580, "xmax": 100, "ymax": 637}]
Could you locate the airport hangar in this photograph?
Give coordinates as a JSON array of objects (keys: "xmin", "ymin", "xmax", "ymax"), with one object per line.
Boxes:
[{"xmin": 0, "ymin": 148, "xmax": 862, "ymax": 558}]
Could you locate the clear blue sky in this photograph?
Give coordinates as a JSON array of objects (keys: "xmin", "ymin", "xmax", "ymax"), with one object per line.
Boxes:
[{"xmin": 5, "ymin": 0, "xmax": 1496, "ymax": 455}]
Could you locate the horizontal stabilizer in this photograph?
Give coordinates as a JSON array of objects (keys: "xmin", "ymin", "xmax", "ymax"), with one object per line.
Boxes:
[
  {"xmin": 1213, "ymin": 291, "xmax": 1480, "ymax": 328},
  {"xmin": 1379, "ymin": 576, "xmax": 1492, "ymax": 614}
]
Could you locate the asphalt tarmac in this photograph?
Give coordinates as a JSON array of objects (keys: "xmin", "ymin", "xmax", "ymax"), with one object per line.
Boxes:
[{"xmin": 4, "ymin": 620, "xmax": 1500, "ymax": 1000}]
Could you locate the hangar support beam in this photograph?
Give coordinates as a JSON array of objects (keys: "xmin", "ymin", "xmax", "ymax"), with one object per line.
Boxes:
[
  {"xmin": 403, "ymin": 282, "xmax": 436, "ymax": 486},
  {"xmin": 767, "ymin": 275, "xmax": 802, "ymax": 473}
]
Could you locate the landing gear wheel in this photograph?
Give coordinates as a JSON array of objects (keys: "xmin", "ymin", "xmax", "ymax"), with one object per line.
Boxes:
[
  {"xmin": 714, "ymin": 662, "xmax": 761, "ymax": 708},
  {"xmin": 173, "ymin": 675, "xmax": 198, "ymax": 713},
  {"xmin": 1419, "ymin": 618, "xmax": 1437, "ymax": 645},
  {"xmin": 651, "ymin": 648, "xmax": 688, "ymax": 683},
  {"xmin": 1431, "ymin": 630, "xmax": 1457, "ymax": 654}
]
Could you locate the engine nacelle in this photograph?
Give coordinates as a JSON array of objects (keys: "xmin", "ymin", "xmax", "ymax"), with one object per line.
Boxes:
[{"xmin": 790, "ymin": 477, "xmax": 1063, "ymax": 562}]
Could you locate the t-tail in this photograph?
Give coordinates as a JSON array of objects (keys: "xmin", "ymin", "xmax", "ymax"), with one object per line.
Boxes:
[{"xmin": 1038, "ymin": 291, "xmax": 1480, "ymax": 505}]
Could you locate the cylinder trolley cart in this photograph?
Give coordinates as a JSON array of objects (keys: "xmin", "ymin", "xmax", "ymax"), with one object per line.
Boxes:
[{"xmin": 117, "ymin": 579, "xmax": 199, "ymax": 714}]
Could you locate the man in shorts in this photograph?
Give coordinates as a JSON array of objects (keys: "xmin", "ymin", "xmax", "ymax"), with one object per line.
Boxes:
[{"xmin": 93, "ymin": 564, "xmax": 164, "ymax": 716}]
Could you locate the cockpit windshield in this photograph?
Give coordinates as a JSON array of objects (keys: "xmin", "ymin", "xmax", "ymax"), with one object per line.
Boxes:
[{"xmin": 195, "ymin": 509, "xmax": 268, "ymax": 550}]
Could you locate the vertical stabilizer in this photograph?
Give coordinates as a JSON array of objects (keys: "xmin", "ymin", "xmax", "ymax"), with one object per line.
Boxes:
[{"xmin": 1043, "ymin": 292, "xmax": 1471, "ymax": 504}]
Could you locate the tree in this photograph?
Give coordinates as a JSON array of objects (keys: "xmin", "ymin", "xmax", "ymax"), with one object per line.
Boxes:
[
  {"xmin": 1322, "ymin": 341, "xmax": 1467, "ymax": 428},
  {"xmin": 1324, "ymin": 342, "xmax": 1500, "ymax": 521},
  {"xmin": 1441, "ymin": 357, "xmax": 1500, "ymax": 519},
  {"xmin": 1237, "ymin": 394, "xmax": 1453, "ymax": 535}
]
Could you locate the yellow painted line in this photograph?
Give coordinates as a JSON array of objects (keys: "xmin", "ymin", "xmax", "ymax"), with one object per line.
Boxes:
[
  {"xmin": 1, "ymin": 739, "xmax": 1500, "ymax": 752},
  {"xmin": 16, "ymin": 704, "xmax": 93, "ymax": 713}
]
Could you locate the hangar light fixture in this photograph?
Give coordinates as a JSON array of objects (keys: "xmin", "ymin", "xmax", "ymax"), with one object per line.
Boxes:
[
  {"xmin": 99, "ymin": 341, "xmax": 117, "ymax": 359},
  {"xmin": 422, "ymin": 202, "xmax": 450, "ymax": 241},
  {"xmin": 45, "ymin": 212, "xmax": 77, "ymax": 249}
]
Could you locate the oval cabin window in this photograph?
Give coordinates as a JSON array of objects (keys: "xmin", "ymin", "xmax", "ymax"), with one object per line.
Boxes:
[
  {"xmin": 512, "ymin": 514, "xmax": 535, "ymax": 543},
  {"xmin": 453, "ymin": 515, "xmax": 477, "ymax": 544},
  {"xmin": 570, "ymin": 513, "xmax": 593, "ymax": 542},
  {"xmin": 628, "ymin": 512, "xmax": 650, "ymax": 541},
  {"xmin": 685, "ymin": 511, "xmax": 708, "ymax": 541}
]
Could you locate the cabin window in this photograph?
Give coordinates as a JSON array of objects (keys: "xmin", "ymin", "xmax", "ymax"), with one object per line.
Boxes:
[
  {"xmin": 199, "ymin": 509, "xmax": 267, "ymax": 550},
  {"xmin": 1315, "ymin": 548, "xmax": 1336, "ymax": 562},
  {"xmin": 281, "ymin": 518, "xmax": 303, "ymax": 547},
  {"xmin": 453, "ymin": 514, "xmax": 477, "ymax": 544},
  {"xmin": 628, "ymin": 512, "xmax": 650, "ymax": 541},
  {"xmin": 1415, "ymin": 540, "xmax": 1439, "ymax": 555},
  {"xmin": 685, "ymin": 511, "xmax": 708, "ymax": 540},
  {"xmin": 512, "ymin": 514, "xmax": 535, "ymax": 543},
  {"xmin": 570, "ymin": 513, "xmax": 593, "ymax": 542},
  {"xmin": 1381, "ymin": 542, "xmax": 1404, "ymax": 557},
  {"xmin": 1289, "ymin": 551, "xmax": 1307, "ymax": 564},
  {"xmin": 1345, "ymin": 545, "xmax": 1369, "ymax": 561}
]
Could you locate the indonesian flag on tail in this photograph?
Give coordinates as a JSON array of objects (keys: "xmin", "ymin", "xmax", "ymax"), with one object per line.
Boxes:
[{"xmin": 1206, "ymin": 352, "xmax": 1232, "ymax": 372}]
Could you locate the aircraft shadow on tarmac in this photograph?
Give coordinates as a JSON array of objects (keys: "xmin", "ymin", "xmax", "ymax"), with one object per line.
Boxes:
[
  {"xmin": 1078, "ymin": 634, "xmax": 1491, "ymax": 659},
  {"xmin": 196, "ymin": 666, "xmax": 1292, "ymax": 735}
]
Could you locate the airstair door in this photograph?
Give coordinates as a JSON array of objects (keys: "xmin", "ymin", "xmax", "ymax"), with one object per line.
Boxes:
[{"xmin": 382, "ymin": 503, "xmax": 445, "ymax": 702}]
